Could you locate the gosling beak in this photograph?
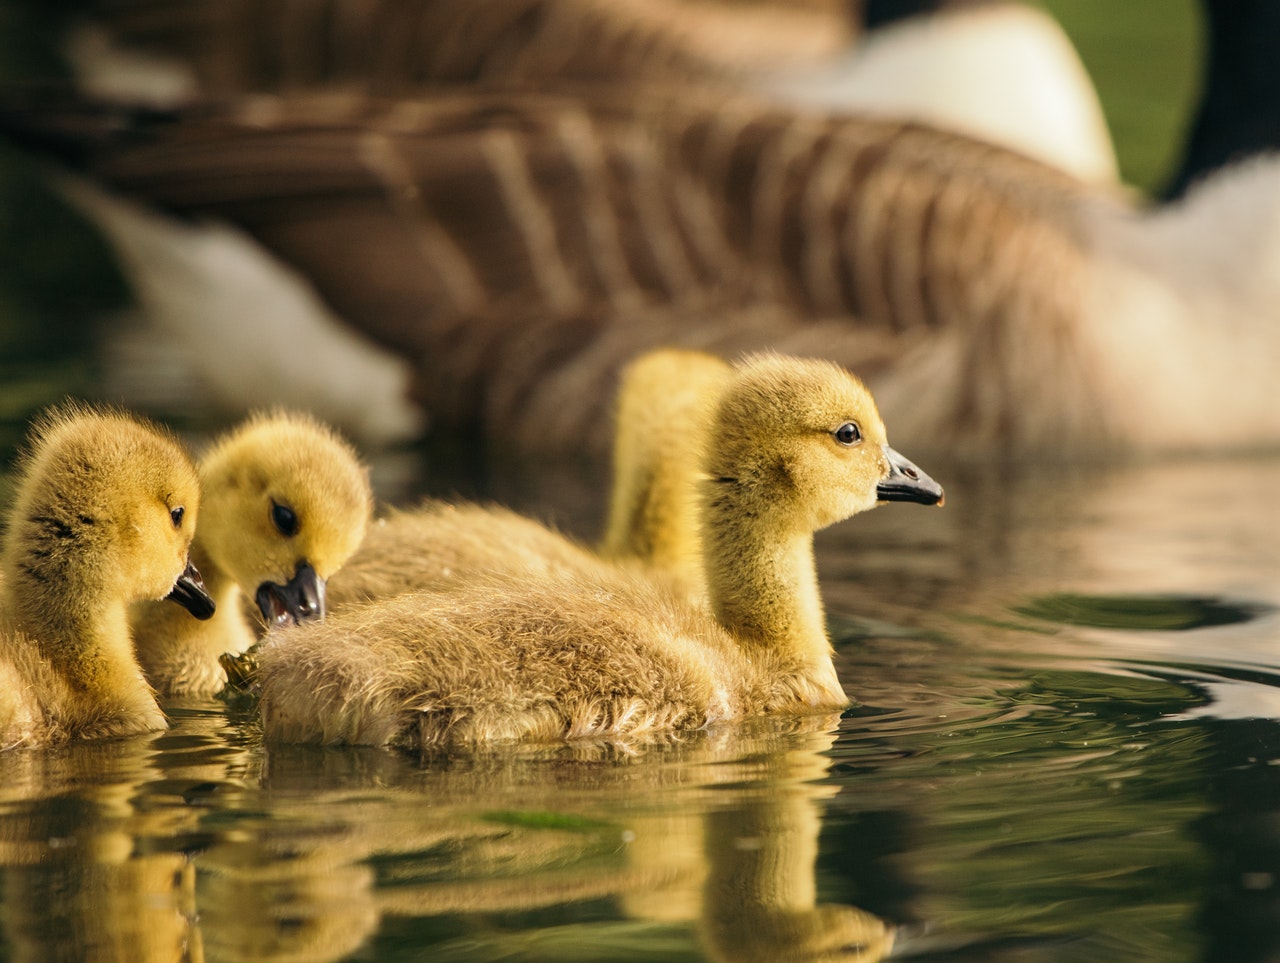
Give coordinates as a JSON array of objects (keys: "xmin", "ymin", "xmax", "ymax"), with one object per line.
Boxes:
[
  {"xmin": 255, "ymin": 561, "xmax": 326, "ymax": 629},
  {"xmin": 165, "ymin": 558, "xmax": 217, "ymax": 621},
  {"xmin": 877, "ymin": 446, "xmax": 945, "ymax": 506}
]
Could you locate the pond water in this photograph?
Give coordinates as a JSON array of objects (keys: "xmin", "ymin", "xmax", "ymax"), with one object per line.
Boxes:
[{"xmin": 0, "ymin": 447, "xmax": 1277, "ymax": 963}]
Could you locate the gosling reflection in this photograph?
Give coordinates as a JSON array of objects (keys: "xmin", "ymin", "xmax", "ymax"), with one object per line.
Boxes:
[
  {"xmin": 198, "ymin": 833, "xmax": 378, "ymax": 963},
  {"xmin": 0, "ymin": 706, "xmax": 249, "ymax": 963},
  {"xmin": 193, "ymin": 719, "xmax": 890, "ymax": 961},
  {"xmin": 695, "ymin": 724, "xmax": 893, "ymax": 963},
  {"xmin": 700, "ymin": 798, "xmax": 890, "ymax": 962}
]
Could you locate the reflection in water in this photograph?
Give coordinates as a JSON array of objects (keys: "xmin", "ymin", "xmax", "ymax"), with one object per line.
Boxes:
[
  {"xmin": 1013, "ymin": 593, "xmax": 1270, "ymax": 632},
  {"xmin": 0, "ymin": 704, "xmax": 893, "ymax": 961},
  {"xmin": 190, "ymin": 718, "xmax": 891, "ymax": 963},
  {"xmin": 0, "ymin": 705, "xmax": 249, "ymax": 962},
  {"xmin": 698, "ymin": 745, "xmax": 891, "ymax": 962}
]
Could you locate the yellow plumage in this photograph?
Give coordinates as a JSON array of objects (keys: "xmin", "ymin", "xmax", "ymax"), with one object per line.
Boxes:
[{"xmin": 132, "ymin": 410, "xmax": 372, "ymax": 696}]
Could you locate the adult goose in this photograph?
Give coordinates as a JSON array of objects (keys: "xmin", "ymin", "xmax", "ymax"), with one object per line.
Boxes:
[{"xmin": 1, "ymin": 3, "xmax": 1123, "ymax": 451}]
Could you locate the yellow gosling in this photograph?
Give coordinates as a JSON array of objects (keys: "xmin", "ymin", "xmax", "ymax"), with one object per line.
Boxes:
[
  {"xmin": 132, "ymin": 411, "xmax": 372, "ymax": 696},
  {"xmin": 256, "ymin": 354, "xmax": 943, "ymax": 748},
  {"xmin": 325, "ymin": 348, "xmax": 730, "ymax": 613},
  {"xmin": 598, "ymin": 348, "xmax": 733, "ymax": 598},
  {"xmin": 0, "ymin": 405, "xmax": 214, "ymax": 748}
]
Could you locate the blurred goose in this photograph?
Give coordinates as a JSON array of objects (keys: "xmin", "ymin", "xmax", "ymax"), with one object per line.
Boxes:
[
  {"xmin": 325, "ymin": 347, "xmax": 729, "ymax": 613},
  {"xmin": 131, "ymin": 410, "xmax": 372, "ymax": 696},
  {"xmin": 255, "ymin": 354, "xmax": 944, "ymax": 748},
  {"xmin": 66, "ymin": 0, "xmax": 852, "ymax": 97},
  {"xmin": 8, "ymin": 68, "xmax": 1278, "ymax": 460},
  {"xmin": 66, "ymin": 0, "xmax": 1111, "ymax": 181},
  {"xmin": 757, "ymin": 0, "xmax": 1117, "ymax": 183},
  {"xmin": 6, "ymin": 1, "xmax": 1121, "ymax": 450},
  {"xmin": 0, "ymin": 405, "xmax": 214, "ymax": 748}
]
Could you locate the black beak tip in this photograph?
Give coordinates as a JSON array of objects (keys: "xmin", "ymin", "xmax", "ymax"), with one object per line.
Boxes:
[
  {"xmin": 165, "ymin": 561, "xmax": 217, "ymax": 621},
  {"xmin": 255, "ymin": 562, "xmax": 326, "ymax": 629},
  {"xmin": 876, "ymin": 447, "xmax": 945, "ymax": 507}
]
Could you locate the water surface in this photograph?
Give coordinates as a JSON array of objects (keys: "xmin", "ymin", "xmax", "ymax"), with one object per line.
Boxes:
[{"xmin": 1, "ymin": 451, "xmax": 1277, "ymax": 963}]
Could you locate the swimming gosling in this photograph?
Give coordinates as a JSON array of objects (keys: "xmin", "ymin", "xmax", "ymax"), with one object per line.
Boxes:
[
  {"xmin": 132, "ymin": 410, "xmax": 372, "ymax": 696},
  {"xmin": 0, "ymin": 405, "xmax": 215, "ymax": 748},
  {"xmin": 256, "ymin": 354, "xmax": 943, "ymax": 748},
  {"xmin": 324, "ymin": 348, "xmax": 731, "ymax": 612},
  {"xmin": 597, "ymin": 348, "xmax": 733, "ymax": 597}
]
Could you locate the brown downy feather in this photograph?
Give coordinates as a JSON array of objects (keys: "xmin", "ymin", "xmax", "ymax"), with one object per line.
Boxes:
[{"xmin": 57, "ymin": 86, "xmax": 1279, "ymax": 460}]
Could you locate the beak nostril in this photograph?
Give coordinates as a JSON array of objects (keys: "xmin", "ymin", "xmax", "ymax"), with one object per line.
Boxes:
[{"xmin": 904, "ymin": 467, "xmax": 919, "ymax": 479}]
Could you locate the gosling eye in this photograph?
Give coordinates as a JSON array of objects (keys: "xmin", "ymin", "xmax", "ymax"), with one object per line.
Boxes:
[
  {"xmin": 169, "ymin": 506, "xmax": 185, "ymax": 528},
  {"xmin": 833, "ymin": 422, "xmax": 862, "ymax": 447},
  {"xmin": 271, "ymin": 502, "xmax": 299, "ymax": 538}
]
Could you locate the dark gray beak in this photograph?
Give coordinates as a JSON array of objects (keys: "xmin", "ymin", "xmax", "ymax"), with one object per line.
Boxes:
[
  {"xmin": 255, "ymin": 561, "xmax": 326, "ymax": 628},
  {"xmin": 165, "ymin": 558, "xmax": 217, "ymax": 621},
  {"xmin": 876, "ymin": 446, "xmax": 945, "ymax": 506}
]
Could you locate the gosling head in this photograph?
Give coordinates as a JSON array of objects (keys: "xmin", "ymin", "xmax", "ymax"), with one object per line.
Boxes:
[
  {"xmin": 196, "ymin": 411, "xmax": 372, "ymax": 628},
  {"xmin": 2, "ymin": 404, "xmax": 214, "ymax": 619},
  {"xmin": 705, "ymin": 355, "xmax": 943, "ymax": 533}
]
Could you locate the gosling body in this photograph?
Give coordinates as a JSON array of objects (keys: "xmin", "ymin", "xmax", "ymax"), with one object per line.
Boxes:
[
  {"xmin": 132, "ymin": 411, "xmax": 372, "ymax": 696},
  {"xmin": 0, "ymin": 406, "xmax": 213, "ymax": 747},
  {"xmin": 257, "ymin": 354, "xmax": 943, "ymax": 748}
]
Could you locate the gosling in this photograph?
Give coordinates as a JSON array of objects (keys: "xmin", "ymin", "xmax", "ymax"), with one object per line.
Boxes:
[
  {"xmin": 256, "ymin": 354, "xmax": 943, "ymax": 748},
  {"xmin": 0, "ymin": 405, "xmax": 215, "ymax": 748},
  {"xmin": 131, "ymin": 410, "xmax": 372, "ymax": 696},
  {"xmin": 597, "ymin": 348, "xmax": 733, "ymax": 597},
  {"xmin": 324, "ymin": 348, "xmax": 731, "ymax": 612}
]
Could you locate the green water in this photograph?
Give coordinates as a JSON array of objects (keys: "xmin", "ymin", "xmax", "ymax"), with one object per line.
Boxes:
[{"xmin": 1, "ymin": 453, "xmax": 1277, "ymax": 962}]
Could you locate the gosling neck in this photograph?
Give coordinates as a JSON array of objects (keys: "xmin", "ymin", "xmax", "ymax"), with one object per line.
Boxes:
[
  {"xmin": 136, "ymin": 538, "xmax": 247, "ymax": 650},
  {"xmin": 702, "ymin": 481, "xmax": 833, "ymax": 677}
]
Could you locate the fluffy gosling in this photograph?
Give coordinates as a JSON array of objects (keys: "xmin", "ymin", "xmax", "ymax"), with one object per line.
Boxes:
[
  {"xmin": 256, "ymin": 354, "xmax": 942, "ymax": 748},
  {"xmin": 132, "ymin": 411, "xmax": 371, "ymax": 696},
  {"xmin": 0, "ymin": 405, "xmax": 214, "ymax": 747}
]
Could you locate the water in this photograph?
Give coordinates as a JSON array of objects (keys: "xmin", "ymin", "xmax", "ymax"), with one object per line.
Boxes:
[{"xmin": 0, "ymin": 449, "xmax": 1276, "ymax": 962}]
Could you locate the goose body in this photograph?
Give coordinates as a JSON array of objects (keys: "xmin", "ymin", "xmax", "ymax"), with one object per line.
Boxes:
[
  {"xmin": 326, "ymin": 348, "xmax": 729, "ymax": 613},
  {"xmin": 0, "ymin": 406, "xmax": 214, "ymax": 748},
  {"xmin": 757, "ymin": 1, "xmax": 1118, "ymax": 184},
  {"xmin": 131, "ymin": 411, "xmax": 372, "ymax": 696},
  {"xmin": 256, "ymin": 354, "xmax": 943, "ymax": 748},
  {"xmin": 324, "ymin": 501, "xmax": 598, "ymax": 610},
  {"xmin": 3, "ymin": 2, "xmax": 1135, "ymax": 455},
  {"xmin": 13, "ymin": 79, "xmax": 1279, "ymax": 460}
]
